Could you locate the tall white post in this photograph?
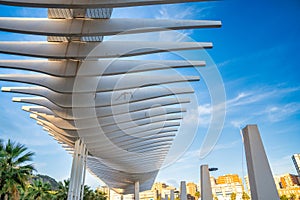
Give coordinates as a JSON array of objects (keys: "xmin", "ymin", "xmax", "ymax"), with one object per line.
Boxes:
[
  {"xmin": 80, "ymin": 147, "xmax": 87, "ymax": 200},
  {"xmin": 200, "ymin": 165, "xmax": 213, "ymax": 200},
  {"xmin": 170, "ymin": 189, "xmax": 174, "ymax": 200},
  {"xmin": 68, "ymin": 140, "xmax": 80, "ymax": 200},
  {"xmin": 68, "ymin": 139, "xmax": 87, "ymax": 200},
  {"xmin": 180, "ymin": 181, "xmax": 187, "ymax": 200},
  {"xmin": 242, "ymin": 125, "xmax": 279, "ymax": 200},
  {"xmin": 134, "ymin": 181, "xmax": 140, "ymax": 200},
  {"xmin": 74, "ymin": 140, "xmax": 84, "ymax": 199},
  {"xmin": 165, "ymin": 194, "xmax": 168, "ymax": 200}
]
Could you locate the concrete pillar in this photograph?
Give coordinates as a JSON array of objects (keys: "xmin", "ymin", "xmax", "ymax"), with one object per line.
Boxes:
[
  {"xmin": 180, "ymin": 181, "xmax": 187, "ymax": 200},
  {"xmin": 170, "ymin": 190, "xmax": 174, "ymax": 200},
  {"xmin": 200, "ymin": 165, "xmax": 213, "ymax": 200},
  {"xmin": 165, "ymin": 194, "xmax": 168, "ymax": 200},
  {"xmin": 242, "ymin": 125, "xmax": 279, "ymax": 200},
  {"xmin": 134, "ymin": 181, "xmax": 140, "ymax": 200}
]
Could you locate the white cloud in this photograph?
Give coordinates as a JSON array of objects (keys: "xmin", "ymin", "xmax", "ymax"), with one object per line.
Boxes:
[
  {"xmin": 227, "ymin": 86, "xmax": 300, "ymax": 110},
  {"xmin": 265, "ymin": 103, "xmax": 300, "ymax": 122},
  {"xmin": 177, "ymin": 139, "xmax": 240, "ymax": 163},
  {"xmin": 271, "ymin": 155, "xmax": 297, "ymax": 175},
  {"xmin": 217, "ymin": 44, "xmax": 289, "ymax": 69},
  {"xmin": 225, "ymin": 85, "xmax": 300, "ymax": 128},
  {"xmin": 230, "ymin": 119, "xmax": 250, "ymax": 129},
  {"xmin": 198, "ymin": 103, "xmax": 212, "ymax": 114},
  {"xmin": 183, "ymin": 104, "xmax": 212, "ymax": 127},
  {"xmin": 153, "ymin": 5, "xmax": 215, "ymax": 43},
  {"xmin": 155, "ymin": 5, "xmax": 215, "ymax": 20}
]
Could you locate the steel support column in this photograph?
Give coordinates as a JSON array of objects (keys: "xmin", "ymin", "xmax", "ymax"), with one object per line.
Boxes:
[
  {"xmin": 68, "ymin": 139, "xmax": 87, "ymax": 200},
  {"xmin": 134, "ymin": 181, "xmax": 140, "ymax": 200}
]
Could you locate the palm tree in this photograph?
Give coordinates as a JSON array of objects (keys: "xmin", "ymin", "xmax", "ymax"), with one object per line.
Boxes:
[
  {"xmin": 290, "ymin": 194, "xmax": 296, "ymax": 200},
  {"xmin": 280, "ymin": 195, "xmax": 289, "ymax": 200},
  {"xmin": 242, "ymin": 192, "xmax": 250, "ymax": 200},
  {"xmin": 23, "ymin": 179, "xmax": 52, "ymax": 200},
  {"xmin": 230, "ymin": 192, "xmax": 236, "ymax": 200},
  {"xmin": 54, "ymin": 180, "xmax": 69, "ymax": 200},
  {"xmin": 83, "ymin": 185, "xmax": 95, "ymax": 200},
  {"xmin": 195, "ymin": 191, "xmax": 200, "ymax": 200},
  {"xmin": 0, "ymin": 139, "xmax": 35, "ymax": 200},
  {"xmin": 94, "ymin": 190, "xmax": 107, "ymax": 200},
  {"xmin": 83, "ymin": 185, "xmax": 107, "ymax": 200}
]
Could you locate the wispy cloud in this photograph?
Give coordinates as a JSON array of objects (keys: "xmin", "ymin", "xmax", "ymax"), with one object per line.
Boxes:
[
  {"xmin": 155, "ymin": 5, "xmax": 212, "ymax": 20},
  {"xmin": 227, "ymin": 86, "xmax": 300, "ymax": 110},
  {"xmin": 185, "ymin": 85, "xmax": 300, "ymax": 128},
  {"xmin": 264, "ymin": 103, "xmax": 300, "ymax": 122},
  {"xmin": 217, "ymin": 44, "xmax": 289, "ymax": 68},
  {"xmin": 230, "ymin": 119, "xmax": 251, "ymax": 129},
  {"xmin": 153, "ymin": 5, "xmax": 215, "ymax": 42},
  {"xmin": 183, "ymin": 104, "xmax": 212, "ymax": 127},
  {"xmin": 177, "ymin": 139, "xmax": 240, "ymax": 163},
  {"xmin": 224, "ymin": 85, "xmax": 300, "ymax": 129},
  {"xmin": 271, "ymin": 155, "xmax": 297, "ymax": 175}
]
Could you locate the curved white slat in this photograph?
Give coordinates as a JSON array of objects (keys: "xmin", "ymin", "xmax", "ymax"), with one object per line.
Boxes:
[
  {"xmin": 108, "ymin": 127, "xmax": 179, "ymax": 141},
  {"xmin": 33, "ymin": 111, "xmax": 182, "ymax": 131},
  {"xmin": 75, "ymin": 121, "xmax": 180, "ymax": 146},
  {"xmin": 35, "ymin": 116, "xmax": 180, "ymax": 143},
  {"xmin": 0, "ymin": 41, "xmax": 212, "ymax": 59},
  {"xmin": 27, "ymin": 105, "xmax": 185, "ymax": 130},
  {"xmin": 0, "ymin": 18, "xmax": 221, "ymax": 37},
  {"xmin": 32, "ymin": 116, "xmax": 78, "ymax": 137},
  {"xmin": 41, "ymin": 119, "xmax": 177, "ymax": 153},
  {"xmin": 23, "ymin": 104, "xmax": 185, "ymax": 121},
  {"xmin": 0, "ymin": 0, "xmax": 211, "ymax": 8},
  {"xmin": 0, "ymin": 74, "xmax": 199, "ymax": 93},
  {"xmin": 3, "ymin": 86, "xmax": 193, "ymax": 108},
  {"xmin": 21, "ymin": 97, "xmax": 190, "ymax": 119},
  {"xmin": 86, "ymin": 126, "xmax": 179, "ymax": 147},
  {"xmin": 34, "ymin": 113, "xmax": 180, "ymax": 162},
  {"xmin": 0, "ymin": 60, "xmax": 205, "ymax": 77}
]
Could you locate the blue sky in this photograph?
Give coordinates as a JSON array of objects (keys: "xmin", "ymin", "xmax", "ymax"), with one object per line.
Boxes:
[{"xmin": 0, "ymin": 0, "xmax": 300, "ymax": 189}]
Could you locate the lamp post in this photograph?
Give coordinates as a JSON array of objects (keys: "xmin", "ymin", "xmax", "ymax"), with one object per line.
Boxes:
[{"xmin": 201, "ymin": 165, "xmax": 218, "ymax": 200}]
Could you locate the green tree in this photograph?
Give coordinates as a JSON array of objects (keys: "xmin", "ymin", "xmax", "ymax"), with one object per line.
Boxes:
[
  {"xmin": 195, "ymin": 191, "xmax": 200, "ymax": 200},
  {"xmin": 53, "ymin": 180, "xmax": 106, "ymax": 200},
  {"xmin": 83, "ymin": 185, "xmax": 94, "ymax": 200},
  {"xmin": 83, "ymin": 185, "xmax": 107, "ymax": 200},
  {"xmin": 290, "ymin": 194, "xmax": 296, "ymax": 200},
  {"xmin": 94, "ymin": 190, "xmax": 107, "ymax": 200},
  {"xmin": 280, "ymin": 195, "xmax": 289, "ymax": 200},
  {"xmin": 0, "ymin": 139, "xmax": 35, "ymax": 200},
  {"xmin": 242, "ymin": 192, "xmax": 250, "ymax": 200},
  {"xmin": 23, "ymin": 179, "xmax": 52, "ymax": 200},
  {"xmin": 230, "ymin": 192, "xmax": 237, "ymax": 200},
  {"xmin": 54, "ymin": 180, "xmax": 69, "ymax": 200}
]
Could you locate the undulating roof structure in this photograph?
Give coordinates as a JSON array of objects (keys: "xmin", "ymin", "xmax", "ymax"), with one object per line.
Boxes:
[{"xmin": 0, "ymin": 0, "xmax": 221, "ymax": 199}]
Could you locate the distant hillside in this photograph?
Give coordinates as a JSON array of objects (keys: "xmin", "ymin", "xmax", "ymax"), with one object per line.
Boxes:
[{"xmin": 31, "ymin": 174, "xmax": 59, "ymax": 190}]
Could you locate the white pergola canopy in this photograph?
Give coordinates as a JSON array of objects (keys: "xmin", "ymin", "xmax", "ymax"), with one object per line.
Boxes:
[{"xmin": 0, "ymin": 0, "xmax": 221, "ymax": 196}]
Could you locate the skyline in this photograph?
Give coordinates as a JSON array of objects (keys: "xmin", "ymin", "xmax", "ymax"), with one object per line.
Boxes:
[{"xmin": 0, "ymin": 0, "xmax": 299, "ymax": 190}]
